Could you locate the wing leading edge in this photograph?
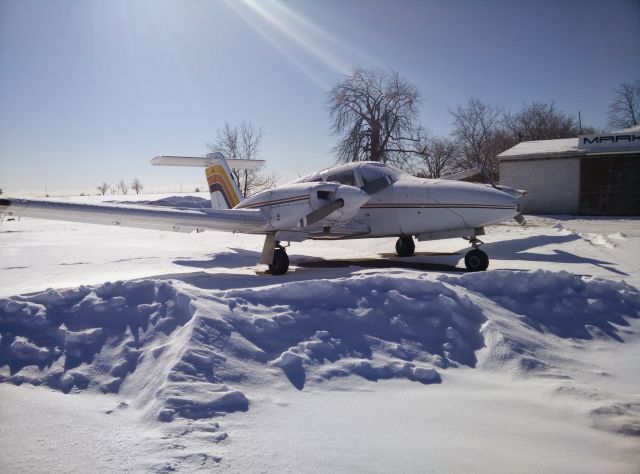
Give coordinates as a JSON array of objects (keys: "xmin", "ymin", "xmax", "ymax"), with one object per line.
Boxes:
[{"xmin": 0, "ymin": 198, "xmax": 267, "ymax": 234}]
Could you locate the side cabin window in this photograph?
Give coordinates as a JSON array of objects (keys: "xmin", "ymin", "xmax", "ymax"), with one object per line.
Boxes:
[{"xmin": 326, "ymin": 171, "xmax": 355, "ymax": 186}]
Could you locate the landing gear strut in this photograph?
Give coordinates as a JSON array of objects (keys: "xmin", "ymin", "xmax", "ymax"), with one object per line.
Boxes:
[
  {"xmin": 268, "ymin": 242, "xmax": 289, "ymax": 275},
  {"xmin": 395, "ymin": 236, "xmax": 415, "ymax": 257},
  {"xmin": 260, "ymin": 235, "xmax": 290, "ymax": 275},
  {"xmin": 464, "ymin": 236, "xmax": 489, "ymax": 272}
]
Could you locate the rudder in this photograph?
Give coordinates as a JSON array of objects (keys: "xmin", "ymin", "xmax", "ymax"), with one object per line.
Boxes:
[{"xmin": 204, "ymin": 154, "xmax": 243, "ymax": 209}]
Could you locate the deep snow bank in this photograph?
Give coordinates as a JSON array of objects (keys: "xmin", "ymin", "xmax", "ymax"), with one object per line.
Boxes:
[
  {"xmin": 441, "ymin": 270, "xmax": 640, "ymax": 340},
  {"xmin": 1, "ymin": 271, "xmax": 638, "ymax": 423}
]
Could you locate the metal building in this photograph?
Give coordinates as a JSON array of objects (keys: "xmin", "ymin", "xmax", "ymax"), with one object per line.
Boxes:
[{"xmin": 498, "ymin": 126, "xmax": 640, "ymax": 215}]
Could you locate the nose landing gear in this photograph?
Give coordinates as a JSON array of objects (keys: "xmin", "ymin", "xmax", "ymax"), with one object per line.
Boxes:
[{"xmin": 463, "ymin": 237, "xmax": 489, "ymax": 272}]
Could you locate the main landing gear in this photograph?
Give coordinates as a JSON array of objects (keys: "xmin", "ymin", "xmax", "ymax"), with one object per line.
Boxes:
[
  {"xmin": 260, "ymin": 235, "xmax": 290, "ymax": 275},
  {"xmin": 464, "ymin": 237, "xmax": 489, "ymax": 272},
  {"xmin": 394, "ymin": 234, "xmax": 489, "ymax": 272},
  {"xmin": 395, "ymin": 236, "xmax": 415, "ymax": 257},
  {"xmin": 268, "ymin": 242, "xmax": 289, "ymax": 275}
]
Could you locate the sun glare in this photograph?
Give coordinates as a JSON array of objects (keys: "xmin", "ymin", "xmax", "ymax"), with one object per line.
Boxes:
[{"xmin": 225, "ymin": 0, "xmax": 380, "ymax": 89}]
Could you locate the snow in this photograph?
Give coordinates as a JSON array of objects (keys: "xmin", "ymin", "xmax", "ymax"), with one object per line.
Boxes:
[
  {"xmin": 498, "ymin": 138, "xmax": 580, "ymax": 159},
  {"xmin": 613, "ymin": 125, "xmax": 640, "ymax": 134},
  {"xmin": 1, "ymin": 194, "xmax": 640, "ymax": 472},
  {"xmin": 498, "ymin": 128, "xmax": 640, "ymax": 159}
]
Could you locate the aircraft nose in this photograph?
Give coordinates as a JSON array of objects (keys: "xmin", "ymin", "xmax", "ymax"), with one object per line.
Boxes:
[
  {"xmin": 484, "ymin": 186, "xmax": 519, "ymax": 208},
  {"xmin": 430, "ymin": 181, "xmax": 519, "ymax": 227},
  {"xmin": 481, "ymin": 186, "xmax": 521, "ymax": 223}
]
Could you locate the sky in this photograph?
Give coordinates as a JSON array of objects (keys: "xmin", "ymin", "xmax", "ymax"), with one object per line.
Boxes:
[{"xmin": 1, "ymin": 0, "xmax": 639, "ymax": 195}]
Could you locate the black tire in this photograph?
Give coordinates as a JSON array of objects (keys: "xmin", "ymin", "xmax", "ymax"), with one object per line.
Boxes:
[
  {"xmin": 268, "ymin": 248, "xmax": 289, "ymax": 275},
  {"xmin": 395, "ymin": 236, "xmax": 415, "ymax": 257},
  {"xmin": 464, "ymin": 249, "xmax": 489, "ymax": 272}
]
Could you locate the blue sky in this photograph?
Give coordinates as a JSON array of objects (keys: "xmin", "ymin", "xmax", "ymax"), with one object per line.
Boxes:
[{"xmin": 1, "ymin": 0, "xmax": 639, "ymax": 195}]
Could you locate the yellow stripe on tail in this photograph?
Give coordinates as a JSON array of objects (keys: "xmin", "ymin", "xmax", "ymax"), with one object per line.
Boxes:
[{"xmin": 205, "ymin": 160, "xmax": 243, "ymax": 209}]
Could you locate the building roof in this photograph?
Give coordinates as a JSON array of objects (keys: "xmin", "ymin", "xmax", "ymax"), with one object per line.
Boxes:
[
  {"xmin": 498, "ymin": 138, "xmax": 580, "ymax": 160},
  {"xmin": 498, "ymin": 129, "xmax": 640, "ymax": 161},
  {"xmin": 613, "ymin": 125, "xmax": 640, "ymax": 134}
]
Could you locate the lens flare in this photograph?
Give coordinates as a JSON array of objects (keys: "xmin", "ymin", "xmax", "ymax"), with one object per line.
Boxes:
[{"xmin": 226, "ymin": 0, "xmax": 380, "ymax": 89}]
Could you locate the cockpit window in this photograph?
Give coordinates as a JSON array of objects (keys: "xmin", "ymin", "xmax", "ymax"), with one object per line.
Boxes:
[
  {"xmin": 385, "ymin": 164, "xmax": 407, "ymax": 177},
  {"xmin": 326, "ymin": 171, "xmax": 356, "ymax": 186},
  {"xmin": 360, "ymin": 165, "xmax": 388, "ymax": 184}
]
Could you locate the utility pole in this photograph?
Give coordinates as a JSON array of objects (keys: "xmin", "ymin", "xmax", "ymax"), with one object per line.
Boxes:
[{"xmin": 578, "ymin": 110, "xmax": 582, "ymax": 135}]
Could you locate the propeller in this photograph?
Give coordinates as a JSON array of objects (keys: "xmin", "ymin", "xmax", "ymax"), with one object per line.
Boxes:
[{"xmin": 298, "ymin": 199, "xmax": 345, "ymax": 228}]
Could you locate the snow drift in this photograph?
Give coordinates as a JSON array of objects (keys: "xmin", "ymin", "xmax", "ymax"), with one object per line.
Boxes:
[{"xmin": 1, "ymin": 270, "xmax": 638, "ymax": 425}]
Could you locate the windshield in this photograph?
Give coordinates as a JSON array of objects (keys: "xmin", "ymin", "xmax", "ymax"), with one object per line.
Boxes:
[
  {"xmin": 326, "ymin": 170, "xmax": 356, "ymax": 186},
  {"xmin": 360, "ymin": 163, "xmax": 403, "ymax": 183}
]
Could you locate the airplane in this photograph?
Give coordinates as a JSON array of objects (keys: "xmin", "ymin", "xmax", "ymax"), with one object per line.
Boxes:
[{"xmin": 0, "ymin": 153, "xmax": 525, "ymax": 275}]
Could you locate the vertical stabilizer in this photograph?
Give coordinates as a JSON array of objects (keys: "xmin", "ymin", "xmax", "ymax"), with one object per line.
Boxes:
[
  {"xmin": 204, "ymin": 153, "xmax": 243, "ymax": 209},
  {"xmin": 151, "ymin": 153, "xmax": 266, "ymax": 210}
]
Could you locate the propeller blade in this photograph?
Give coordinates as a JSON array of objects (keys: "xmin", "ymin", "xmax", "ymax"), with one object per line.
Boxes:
[
  {"xmin": 298, "ymin": 199, "xmax": 344, "ymax": 227},
  {"xmin": 360, "ymin": 176, "xmax": 392, "ymax": 194},
  {"xmin": 514, "ymin": 213, "xmax": 526, "ymax": 226}
]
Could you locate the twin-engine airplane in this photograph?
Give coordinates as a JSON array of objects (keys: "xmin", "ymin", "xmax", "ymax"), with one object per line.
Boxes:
[{"xmin": 0, "ymin": 153, "xmax": 525, "ymax": 275}]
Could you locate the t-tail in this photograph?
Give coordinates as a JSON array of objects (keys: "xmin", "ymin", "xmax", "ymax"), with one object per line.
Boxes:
[{"xmin": 151, "ymin": 152, "xmax": 265, "ymax": 209}]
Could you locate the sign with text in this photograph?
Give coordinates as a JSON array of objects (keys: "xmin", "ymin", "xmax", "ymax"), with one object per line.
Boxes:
[{"xmin": 579, "ymin": 131, "xmax": 640, "ymax": 152}]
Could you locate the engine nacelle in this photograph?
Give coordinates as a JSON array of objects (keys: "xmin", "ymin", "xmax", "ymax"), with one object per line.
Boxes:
[{"xmin": 237, "ymin": 182, "xmax": 370, "ymax": 232}]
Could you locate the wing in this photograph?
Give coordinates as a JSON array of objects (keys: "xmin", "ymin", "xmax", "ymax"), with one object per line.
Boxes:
[{"xmin": 0, "ymin": 198, "xmax": 267, "ymax": 234}]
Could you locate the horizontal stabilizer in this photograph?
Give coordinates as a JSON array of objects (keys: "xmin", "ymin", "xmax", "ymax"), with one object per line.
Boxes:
[{"xmin": 152, "ymin": 154, "xmax": 265, "ymax": 169}]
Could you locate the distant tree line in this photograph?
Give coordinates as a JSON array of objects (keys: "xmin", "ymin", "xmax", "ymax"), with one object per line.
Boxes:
[
  {"xmin": 97, "ymin": 178, "xmax": 143, "ymax": 196},
  {"xmin": 326, "ymin": 67, "xmax": 637, "ymax": 182}
]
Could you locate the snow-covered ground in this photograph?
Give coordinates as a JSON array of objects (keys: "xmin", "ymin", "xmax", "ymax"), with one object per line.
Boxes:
[{"xmin": 1, "ymin": 194, "xmax": 639, "ymax": 473}]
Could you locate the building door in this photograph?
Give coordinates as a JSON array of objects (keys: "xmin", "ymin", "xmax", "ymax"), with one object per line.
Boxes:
[{"xmin": 579, "ymin": 154, "xmax": 640, "ymax": 215}]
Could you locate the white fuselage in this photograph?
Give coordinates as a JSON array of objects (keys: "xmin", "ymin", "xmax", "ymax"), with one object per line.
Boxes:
[{"xmin": 236, "ymin": 162, "xmax": 519, "ymax": 240}]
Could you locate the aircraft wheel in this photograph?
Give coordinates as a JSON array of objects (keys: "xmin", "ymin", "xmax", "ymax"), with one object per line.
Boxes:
[
  {"xmin": 464, "ymin": 249, "xmax": 489, "ymax": 272},
  {"xmin": 395, "ymin": 236, "xmax": 415, "ymax": 257},
  {"xmin": 269, "ymin": 248, "xmax": 289, "ymax": 275}
]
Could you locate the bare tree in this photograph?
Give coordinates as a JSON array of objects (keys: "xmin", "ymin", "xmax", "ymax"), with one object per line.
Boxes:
[
  {"xmin": 503, "ymin": 101, "xmax": 579, "ymax": 141},
  {"xmin": 118, "ymin": 180, "xmax": 129, "ymax": 195},
  {"xmin": 97, "ymin": 182, "xmax": 110, "ymax": 195},
  {"xmin": 131, "ymin": 178, "xmax": 143, "ymax": 194},
  {"xmin": 608, "ymin": 79, "xmax": 640, "ymax": 130},
  {"xmin": 450, "ymin": 98, "xmax": 506, "ymax": 181},
  {"xmin": 415, "ymin": 134, "xmax": 458, "ymax": 178},
  {"xmin": 208, "ymin": 121, "xmax": 277, "ymax": 197},
  {"xmin": 327, "ymin": 67, "xmax": 420, "ymax": 165}
]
